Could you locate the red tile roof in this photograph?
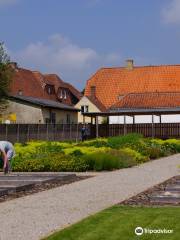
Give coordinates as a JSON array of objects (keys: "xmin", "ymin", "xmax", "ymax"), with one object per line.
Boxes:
[
  {"xmin": 10, "ymin": 67, "xmax": 82, "ymax": 105},
  {"xmin": 44, "ymin": 74, "xmax": 82, "ymax": 100},
  {"xmin": 85, "ymin": 65, "xmax": 180, "ymax": 108},
  {"xmin": 11, "ymin": 68, "xmax": 50, "ymax": 99},
  {"xmin": 110, "ymin": 92, "xmax": 180, "ymax": 109}
]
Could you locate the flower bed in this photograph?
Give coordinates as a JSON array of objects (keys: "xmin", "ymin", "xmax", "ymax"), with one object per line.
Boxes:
[{"xmin": 11, "ymin": 133, "xmax": 180, "ymax": 172}]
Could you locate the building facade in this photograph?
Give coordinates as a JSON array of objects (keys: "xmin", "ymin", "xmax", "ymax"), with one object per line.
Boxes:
[
  {"xmin": 1, "ymin": 63, "xmax": 81, "ymax": 124},
  {"xmin": 84, "ymin": 60, "xmax": 180, "ymax": 123}
]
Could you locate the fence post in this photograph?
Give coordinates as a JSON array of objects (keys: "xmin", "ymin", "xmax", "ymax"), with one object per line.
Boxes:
[
  {"xmin": 17, "ymin": 124, "xmax": 20, "ymax": 142},
  {"xmin": 5, "ymin": 124, "xmax": 8, "ymax": 141},
  {"xmin": 27, "ymin": 124, "xmax": 30, "ymax": 142},
  {"xmin": 152, "ymin": 115, "xmax": 155, "ymax": 138},
  {"xmin": 53, "ymin": 124, "xmax": 56, "ymax": 141},
  {"xmin": 76, "ymin": 123, "xmax": 79, "ymax": 142},
  {"xmin": 37, "ymin": 124, "xmax": 40, "ymax": 140},
  {"xmin": 70, "ymin": 124, "xmax": 72, "ymax": 139},
  {"xmin": 46, "ymin": 124, "xmax": 49, "ymax": 141},
  {"xmin": 123, "ymin": 116, "xmax": 127, "ymax": 135},
  {"xmin": 95, "ymin": 116, "xmax": 99, "ymax": 138},
  {"xmin": 62, "ymin": 124, "xmax": 64, "ymax": 140}
]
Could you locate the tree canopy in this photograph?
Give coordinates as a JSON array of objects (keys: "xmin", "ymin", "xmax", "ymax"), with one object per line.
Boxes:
[{"xmin": 0, "ymin": 42, "xmax": 14, "ymax": 110}]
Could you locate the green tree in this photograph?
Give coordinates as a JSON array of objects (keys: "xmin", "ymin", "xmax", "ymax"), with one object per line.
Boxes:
[{"xmin": 0, "ymin": 42, "xmax": 13, "ymax": 111}]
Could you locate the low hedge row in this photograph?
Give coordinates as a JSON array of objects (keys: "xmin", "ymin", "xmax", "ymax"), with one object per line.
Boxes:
[{"xmin": 11, "ymin": 134, "xmax": 180, "ymax": 172}]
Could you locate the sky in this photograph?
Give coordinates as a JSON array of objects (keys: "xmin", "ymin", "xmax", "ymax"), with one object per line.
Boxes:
[{"xmin": 1, "ymin": 0, "xmax": 180, "ymax": 90}]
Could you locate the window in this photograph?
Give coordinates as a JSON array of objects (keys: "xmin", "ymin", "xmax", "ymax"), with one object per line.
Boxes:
[
  {"xmin": 58, "ymin": 88, "xmax": 68, "ymax": 100},
  {"xmin": 51, "ymin": 112, "xmax": 56, "ymax": 124},
  {"xmin": 64, "ymin": 90, "xmax": 67, "ymax": 99},
  {"xmin": 59, "ymin": 90, "xmax": 63, "ymax": 99},
  {"xmin": 81, "ymin": 105, "xmax": 89, "ymax": 113},
  {"xmin": 81, "ymin": 106, "xmax": 84, "ymax": 113},
  {"xmin": 46, "ymin": 86, "xmax": 54, "ymax": 95},
  {"xmin": 85, "ymin": 105, "xmax": 89, "ymax": 112}
]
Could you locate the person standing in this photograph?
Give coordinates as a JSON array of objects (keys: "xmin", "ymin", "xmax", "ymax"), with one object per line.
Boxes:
[{"xmin": 81, "ymin": 125, "xmax": 87, "ymax": 141}]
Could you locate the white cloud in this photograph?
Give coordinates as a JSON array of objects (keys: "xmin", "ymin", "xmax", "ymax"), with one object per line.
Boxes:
[
  {"xmin": 162, "ymin": 0, "xmax": 180, "ymax": 24},
  {"xmin": 12, "ymin": 34, "xmax": 121, "ymax": 89},
  {"xmin": 0, "ymin": 0, "xmax": 19, "ymax": 7}
]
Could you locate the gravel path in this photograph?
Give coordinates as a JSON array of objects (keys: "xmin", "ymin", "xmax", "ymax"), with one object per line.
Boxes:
[{"xmin": 0, "ymin": 155, "xmax": 179, "ymax": 240}]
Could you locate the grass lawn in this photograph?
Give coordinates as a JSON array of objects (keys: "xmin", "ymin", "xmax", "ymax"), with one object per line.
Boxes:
[{"xmin": 44, "ymin": 206, "xmax": 180, "ymax": 240}]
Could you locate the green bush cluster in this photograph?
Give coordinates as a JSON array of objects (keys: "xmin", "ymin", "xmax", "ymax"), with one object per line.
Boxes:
[{"xmin": 11, "ymin": 134, "xmax": 180, "ymax": 172}]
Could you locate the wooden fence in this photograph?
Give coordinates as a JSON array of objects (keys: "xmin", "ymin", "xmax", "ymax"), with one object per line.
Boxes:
[
  {"xmin": 90, "ymin": 123, "xmax": 180, "ymax": 139},
  {"xmin": 0, "ymin": 124, "xmax": 88, "ymax": 143},
  {"xmin": 0, "ymin": 123, "xmax": 180, "ymax": 143}
]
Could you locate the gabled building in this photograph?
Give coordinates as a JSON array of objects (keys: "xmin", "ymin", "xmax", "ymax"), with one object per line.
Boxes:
[
  {"xmin": 83, "ymin": 60, "xmax": 180, "ymax": 123},
  {"xmin": 2, "ymin": 63, "xmax": 81, "ymax": 124}
]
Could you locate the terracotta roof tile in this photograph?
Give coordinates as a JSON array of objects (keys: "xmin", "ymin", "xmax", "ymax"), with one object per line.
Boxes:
[
  {"xmin": 10, "ymin": 68, "xmax": 49, "ymax": 99},
  {"xmin": 110, "ymin": 92, "xmax": 180, "ymax": 109},
  {"xmin": 44, "ymin": 74, "xmax": 82, "ymax": 99},
  {"xmin": 10, "ymin": 68, "xmax": 82, "ymax": 105},
  {"xmin": 85, "ymin": 65, "xmax": 180, "ymax": 108}
]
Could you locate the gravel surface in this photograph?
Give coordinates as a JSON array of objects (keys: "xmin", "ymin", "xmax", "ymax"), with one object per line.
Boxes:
[{"xmin": 0, "ymin": 154, "xmax": 179, "ymax": 240}]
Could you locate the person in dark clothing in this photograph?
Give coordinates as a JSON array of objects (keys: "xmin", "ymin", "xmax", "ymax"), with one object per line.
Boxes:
[{"xmin": 81, "ymin": 125, "xmax": 87, "ymax": 141}]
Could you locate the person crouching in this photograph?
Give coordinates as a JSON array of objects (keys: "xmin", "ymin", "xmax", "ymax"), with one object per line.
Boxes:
[{"xmin": 0, "ymin": 141, "xmax": 15, "ymax": 174}]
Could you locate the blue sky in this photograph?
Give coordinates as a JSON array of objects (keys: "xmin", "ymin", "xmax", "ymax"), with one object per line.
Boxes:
[{"xmin": 1, "ymin": 0, "xmax": 180, "ymax": 90}]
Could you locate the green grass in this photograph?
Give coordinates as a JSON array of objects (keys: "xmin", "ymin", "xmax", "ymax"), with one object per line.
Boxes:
[{"xmin": 43, "ymin": 206, "xmax": 180, "ymax": 240}]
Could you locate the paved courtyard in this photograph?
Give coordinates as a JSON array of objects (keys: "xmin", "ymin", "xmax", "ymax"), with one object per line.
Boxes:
[{"xmin": 0, "ymin": 154, "xmax": 179, "ymax": 240}]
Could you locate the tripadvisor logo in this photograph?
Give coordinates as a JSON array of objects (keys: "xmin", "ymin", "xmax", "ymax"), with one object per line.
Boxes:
[
  {"xmin": 135, "ymin": 227, "xmax": 143, "ymax": 236},
  {"xmin": 135, "ymin": 226, "xmax": 173, "ymax": 236}
]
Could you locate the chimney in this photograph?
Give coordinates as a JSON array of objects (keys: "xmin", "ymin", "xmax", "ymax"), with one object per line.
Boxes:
[
  {"xmin": 90, "ymin": 86, "xmax": 96, "ymax": 98},
  {"xmin": 126, "ymin": 59, "xmax": 134, "ymax": 70}
]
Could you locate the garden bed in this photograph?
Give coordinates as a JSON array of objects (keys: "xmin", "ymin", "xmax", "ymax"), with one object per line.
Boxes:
[{"xmin": 10, "ymin": 134, "xmax": 180, "ymax": 172}]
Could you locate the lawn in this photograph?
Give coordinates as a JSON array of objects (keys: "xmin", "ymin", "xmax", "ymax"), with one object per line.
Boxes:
[{"xmin": 44, "ymin": 206, "xmax": 180, "ymax": 240}]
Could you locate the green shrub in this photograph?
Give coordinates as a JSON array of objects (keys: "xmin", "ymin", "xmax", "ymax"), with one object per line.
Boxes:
[
  {"xmin": 70, "ymin": 149, "xmax": 84, "ymax": 157},
  {"xmin": 145, "ymin": 140, "xmax": 175, "ymax": 159},
  {"xmin": 107, "ymin": 133, "xmax": 143, "ymax": 149},
  {"xmin": 12, "ymin": 153, "xmax": 89, "ymax": 172},
  {"xmin": 83, "ymin": 152, "xmax": 119, "ymax": 171},
  {"xmin": 121, "ymin": 147, "xmax": 149, "ymax": 164},
  {"xmin": 83, "ymin": 149, "xmax": 138, "ymax": 171},
  {"xmin": 164, "ymin": 139, "xmax": 180, "ymax": 153},
  {"xmin": 79, "ymin": 138, "xmax": 108, "ymax": 148},
  {"xmin": 12, "ymin": 136, "xmax": 179, "ymax": 172}
]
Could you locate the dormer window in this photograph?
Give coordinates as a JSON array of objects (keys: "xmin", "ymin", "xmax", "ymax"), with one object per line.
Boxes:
[
  {"xmin": 46, "ymin": 85, "xmax": 55, "ymax": 95},
  {"xmin": 59, "ymin": 90, "xmax": 63, "ymax": 99},
  {"xmin": 58, "ymin": 88, "xmax": 67, "ymax": 100},
  {"xmin": 64, "ymin": 90, "xmax": 67, "ymax": 99},
  {"xmin": 48, "ymin": 87, "xmax": 51, "ymax": 94}
]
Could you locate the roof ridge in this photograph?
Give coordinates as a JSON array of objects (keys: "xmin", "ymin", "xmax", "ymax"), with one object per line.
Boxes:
[
  {"xmin": 127, "ymin": 91, "xmax": 180, "ymax": 96},
  {"xmin": 98, "ymin": 64, "xmax": 180, "ymax": 70}
]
